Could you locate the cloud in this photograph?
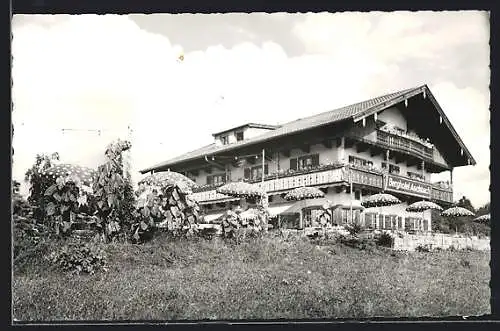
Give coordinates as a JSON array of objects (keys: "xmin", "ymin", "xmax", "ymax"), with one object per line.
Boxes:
[{"xmin": 12, "ymin": 13, "xmax": 490, "ymax": 208}]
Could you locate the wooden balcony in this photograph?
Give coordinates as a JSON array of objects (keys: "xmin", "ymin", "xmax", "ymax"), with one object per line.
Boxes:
[
  {"xmin": 191, "ymin": 166, "xmax": 346, "ymax": 203},
  {"xmin": 376, "ymin": 130, "xmax": 433, "ymax": 160},
  {"xmin": 431, "ymin": 183, "xmax": 453, "ymax": 204},
  {"xmin": 191, "ymin": 164, "xmax": 453, "ymax": 204}
]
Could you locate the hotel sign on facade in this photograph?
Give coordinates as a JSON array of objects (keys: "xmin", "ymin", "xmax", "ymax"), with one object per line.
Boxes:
[{"xmin": 385, "ymin": 175, "xmax": 431, "ymax": 198}]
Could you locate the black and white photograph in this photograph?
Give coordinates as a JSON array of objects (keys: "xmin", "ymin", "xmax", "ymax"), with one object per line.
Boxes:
[{"xmin": 11, "ymin": 11, "xmax": 491, "ymax": 321}]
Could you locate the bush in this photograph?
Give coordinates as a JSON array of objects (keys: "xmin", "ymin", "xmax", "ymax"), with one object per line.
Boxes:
[
  {"xmin": 13, "ymin": 214, "xmax": 51, "ymax": 271},
  {"xmin": 24, "ymin": 153, "xmax": 60, "ymax": 220},
  {"xmin": 47, "ymin": 241, "xmax": 107, "ymax": 275},
  {"xmin": 376, "ymin": 232, "xmax": 394, "ymax": 248},
  {"xmin": 43, "ymin": 177, "xmax": 83, "ymax": 237},
  {"xmin": 415, "ymin": 244, "xmax": 431, "ymax": 252},
  {"xmin": 339, "ymin": 235, "xmax": 376, "ymax": 251},
  {"xmin": 198, "ymin": 227, "xmax": 219, "ymax": 240},
  {"xmin": 345, "ymin": 222, "xmax": 363, "ymax": 237},
  {"xmin": 92, "ymin": 139, "xmax": 134, "ymax": 242}
]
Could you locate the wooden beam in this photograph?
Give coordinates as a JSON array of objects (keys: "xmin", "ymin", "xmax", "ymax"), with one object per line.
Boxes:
[
  {"xmin": 246, "ymin": 156, "xmax": 256, "ymax": 165},
  {"xmin": 336, "ymin": 138, "xmax": 342, "ymax": 148},
  {"xmin": 322, "ymin": 139, "xmax": 332, "ymax": 149}
]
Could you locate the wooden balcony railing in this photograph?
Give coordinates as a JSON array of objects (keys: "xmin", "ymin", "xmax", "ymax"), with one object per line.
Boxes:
[
  {"xmin": 191, "ymin": 164, "xmax": 453, "ymax": 204},
  {"xmin": 191, "ymin": 166, "xmax": 346, "ymax": 203},
  {"xmin": 376, "ymin": 130, "xmax": 433, "ymax": 160}
]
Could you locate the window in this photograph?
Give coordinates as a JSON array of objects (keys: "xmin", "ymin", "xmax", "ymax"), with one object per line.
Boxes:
[
  {"xmin": 220, "ymin": 135, "xmax": 229, "ymax": 145},
  {"xmin": 408, "ymin": 171, "xmax": 425, "ymax": 181},
  {"xmin": 290, "ymin": 154, "xmax": 319, "ymax": 171},
  {"xmin": 381, "ymin": 162, "xmax": 387, "ymax": 169},
  {"xmin": 236, "ymin": 131, "xmax": 244, "ymax": 141},
  {"xmin": 348, "ymin": 155, "xmax": 373, "ymax": 168},
  {"xmin": 244, "ymin": 164, "xmax": 269, "ymax": 180},
  {"xmin": 206, "ymin": 174, "xmax": 226, "ymax": 185},
  {"xmin": 389, "ymin": 164, "xmax": 400, "ymax": 174},
  {"xmin": 354, "ymin": 190, "xmax": 361, "ymax": 200}
]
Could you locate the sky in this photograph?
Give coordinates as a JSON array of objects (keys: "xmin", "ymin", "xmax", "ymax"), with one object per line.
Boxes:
[{"xmin": 11, "ymin": 11, "xmax": 490, "ymax": 208}]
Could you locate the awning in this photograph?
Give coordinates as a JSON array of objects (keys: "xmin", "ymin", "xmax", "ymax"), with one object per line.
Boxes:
[
  {"xmin": 267, "ymin": 203, "xmax": 295, "ymax": 217},
  {"xmin": 199, "ymin": 198, "xmax": 239, "ymax": 205},
  {"xmin": 203, "ymin": 213, "xmax": 224, "ymax": 223},
  {"xmin": 280, "ymin": 198, "xmax": 331, "ymax": 215},
  {"xmin": 327, "ymin": 204, "xmax": 365, "ymax": 211}
]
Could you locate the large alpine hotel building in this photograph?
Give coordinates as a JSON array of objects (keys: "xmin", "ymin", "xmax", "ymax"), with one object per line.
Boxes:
[{"xmin": 141, "ymin": 85, "xmax": 475, "ymax": 232}]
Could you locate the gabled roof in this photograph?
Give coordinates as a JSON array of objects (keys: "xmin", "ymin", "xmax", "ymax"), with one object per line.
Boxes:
[
  {"xmin": 140, "ymin": 85, "xmax": 475, "ymax": 173},
  {"xmin": 212, "ymin": 123, "xmax": 281, "ymax": 137}
]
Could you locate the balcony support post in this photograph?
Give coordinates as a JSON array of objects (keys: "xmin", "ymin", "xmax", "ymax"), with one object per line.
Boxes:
[
  {"xmin": 450, "ymin": 168, "xmax": 454, "ymax": 185},
  {"xmin": 339, "ymin": 137, "xmax": 346, "ymax": 163}
]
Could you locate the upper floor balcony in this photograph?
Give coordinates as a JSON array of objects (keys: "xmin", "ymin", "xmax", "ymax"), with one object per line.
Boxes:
[
  {"xmin": 376, "ymin": 129, "xmax": 433, "ymax": 160},
  {"xmin": 191, "ymin": 162, "xmax": 453, "ymax": 205}
]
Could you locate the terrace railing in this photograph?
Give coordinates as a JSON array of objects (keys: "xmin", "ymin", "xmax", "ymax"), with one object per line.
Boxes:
[{"xmin": 191, "ymin": 164, "xmax": 453, "ymax": 204}]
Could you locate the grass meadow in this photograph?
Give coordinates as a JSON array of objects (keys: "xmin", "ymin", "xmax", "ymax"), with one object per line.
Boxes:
[{"xmin": 12, "ymin": 232, "xmax": 491, "ymax": 321}]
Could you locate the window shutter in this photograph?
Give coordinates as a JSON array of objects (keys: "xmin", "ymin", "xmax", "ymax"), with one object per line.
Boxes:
[
  {"xmin": 312, "ymin": 154, "xmax": 319, "ymax": 166},
  {"xmin": 244, "ymin": 168, "xmax": 250, "ymax": 179},
  {"xmin": 264, "ymin": 164, "xmax": 269, "ymax": 175},
  {"xmin": 290, "ymin": 158, "xmax": 297, "ymax": 170},
  {"xmin": 206, "ymin": 176, "xmax": 213, "ymax": 185}
]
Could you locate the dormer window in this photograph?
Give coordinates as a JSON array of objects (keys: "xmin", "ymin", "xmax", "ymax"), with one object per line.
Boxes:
[
  {"xmin": 220, "ymin": 135, "xmax": 229, "ymax": 145},
  {"xmin": 236, "ymin": 131, "xmax": 244, "ymax": 141}
]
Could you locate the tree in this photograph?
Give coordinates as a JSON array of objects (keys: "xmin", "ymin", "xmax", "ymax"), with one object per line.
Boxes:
[
  {"xmin": 451, "ymin": 196, "xmax": 476, "ymax": 234},
  {"xmin": 476, "ymin": 202, "xmax": 490, "ymax": 216},
  {"xmin": 456, "ymin": 196, "xmax": 476, "ymax": 213}
]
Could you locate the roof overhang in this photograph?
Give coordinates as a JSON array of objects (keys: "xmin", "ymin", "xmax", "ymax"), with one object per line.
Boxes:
[
  {"xmin": 352, "ymin": 85, "xmax": 476, "ymax": 167},
  {"xmin": 211, "ymin": 123, "xmax": 281, "ymax": 137}
]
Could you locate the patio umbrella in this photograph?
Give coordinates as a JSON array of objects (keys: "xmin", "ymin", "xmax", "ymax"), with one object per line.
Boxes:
[
  {"xmin": 406, "ymin": 201, "xmax": 443, "ymax": 232},
  {"xmin": 473, "ymin": 213, "xmax": 490, "ymax": 224},
  {"xmin": 441, "ymin": 206, "xmax": 475, "ymax": 234},
  {"xmin": 361, "ymin": 193, "xmax": 401, "ymax": 230},
  {"xmin": 138, "ymin": 171, "xmax": 198, "ymax": 191},
  {"xmin": 441, "ymin": 206, "xmax": 475, "ymax": 217},
  {"xmin": 41, "ymin": 164, "xmax": 97, "ymax": 187},
  {"xmin": 285, "ymin": 186, "xmax": 325, "ymax": 201},
  {"xmin": 216, "ymin": 181, "xmax": 266, "ymax": 198}
]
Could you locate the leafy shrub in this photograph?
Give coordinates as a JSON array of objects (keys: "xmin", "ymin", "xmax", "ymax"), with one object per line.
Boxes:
[
  {"xmin": 47, "ymin": 241, "xmax": 107, "ymax": 275},
  {"xmin": 92, "ymin": 139, "xmax": 134, "ymax": 242},
  {"xmin": 198, "ymin": 227, "xmax": 219, "ymax": 240},
  {"xmin": 13, "ymin": 214, "xmax": 50, "ymax": 263},
  {"xmin": 43, "ymin": 176, "xmax": 83, "ymax": 237},
  {"xmin": 132, "ymin": 183, "xmax": 201, "ymax": 242},
  {"xmin": 376, "ymin": 232, "xmax": 394, "ymax": 248},
  {"xmin": 415, "ymin": 244, "xmax": 431, "ymax": 252},
  {"xmin": 220, "ymin": 210, "xmax": 240, "ymax": 239},
  {"xmin": 24, "ymin": 153, "xmax": 60, "ymax": 220},
  {"xmin": 345, "ymin": 222, "xmax": 363, "ymax": 237},
  {"xmin": 339, "ymin": 235, "xmax": 376, "ymax": 251},
  {"xmin": 12, "ymin": 180, "xmax": 31, "ymax": 216}
]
